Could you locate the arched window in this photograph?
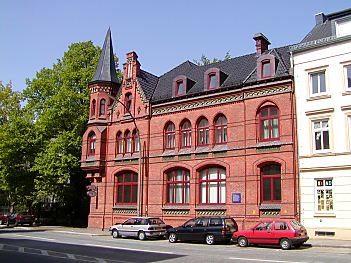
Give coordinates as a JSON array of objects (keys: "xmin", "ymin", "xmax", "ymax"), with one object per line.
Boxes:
[
  {"xmin": 199, "ymin": 166, "xmax": 226, "ymax": 204},
  {"xmin": 124, "ymin": 130, "xmax": 132, "ymax": 153},
  {"xmin": 165, "ymin": 122, "xmax": 175, "ymax": 150},
  {"xmin": 261, "ymin": 163, "xmax": 281, "ymax": 203},
  {"xmin": 214, "ymin": 115, "xmax": 227, "ymax": 144},
  {"xmin": 132, "ymin": 129, "xmax": 139, "ymax": 153},
  {"xmin": 166, "ymin": 169, "xmax": 190, "ymax": 204},
  {"xmin": 91, "ymin": 99, "xmax": 96, "ymax": 117},
  {"xmin": 88, "ymin": 132, "xmax": 96, "ymax": 156},
  {"xmin": 258, "ymin": 106, "xmax": 279, "ymax": 141},
  {"xmin": 125, "ymin": 93, "xmax": 132, "ymax": 113},
  {"xmin": 116, "ymin": 131, "xmax": 123, "ymax": 155},
  {"xmin": 197, "ymin": 117, "xmax": 209, "ymax": 146},
  {"xmin": 115, "ymin": 172, "xmax": 138, "ymax": 204},
  {"xmin": 99, "ymin": 99, "xmax": 105, "ymax": 116},
  {"xmin": 176, "ymin": 80, "xmax": 184, "ymax": 96},
  {"xmin": 180, "ymin": 120, "xmax": 191, "ymax": 148},
  {"xmin": 208, "ymin": 73, "xmax": 217, "ymax": 90}
]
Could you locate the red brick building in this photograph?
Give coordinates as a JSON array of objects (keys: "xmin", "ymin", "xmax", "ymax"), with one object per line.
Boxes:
[{"xmin": 81, "ymin": 29, "xmax": 298, "ymax": 230}]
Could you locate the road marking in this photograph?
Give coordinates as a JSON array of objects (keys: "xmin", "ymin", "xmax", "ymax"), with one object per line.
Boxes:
[
  {"xmin": 41, "ymin": 250, "xmax": 49, "ymax": 256},
  {"xmin": 18, "ymin": 247, "xmax": 25, "ymax": 253},
  {"xmin": 229, "ymin": 257, "xmax": 308, "ymax": 263},
  {"xmin": 96, "ymin": 258, "xmax": 107, "ymax": 263},
  {"xmin": 67, "ymin": 253, "xmax": 76, "ymax": 259},
  {"xmin": 52, "ymin": 230, "xmax": 100, "ymax": 236},
  {"xmin": 83, "ymin": 243, "xmax": 175, "ymax": 254},
  {"xmin": 0, "ymin": 244, "xmax": 4, "ymax": 250},
  {"xmin": 13, "ymin": 234, "xmax": 56, "ymax": 242}
]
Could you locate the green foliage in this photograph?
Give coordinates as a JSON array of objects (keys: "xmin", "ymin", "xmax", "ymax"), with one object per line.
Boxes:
[{"xmin": 193, "ymin": 51, "xmax": 232, "ymax": 66}]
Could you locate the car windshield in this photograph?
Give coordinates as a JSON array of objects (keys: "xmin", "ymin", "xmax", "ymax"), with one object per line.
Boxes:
[{"xmin": 290, "ymin": 220, "xmax": 305, "ymax": 230}]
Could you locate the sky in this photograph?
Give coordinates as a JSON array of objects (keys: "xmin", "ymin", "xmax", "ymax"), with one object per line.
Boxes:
[{"xmin": 1, "ymin": 0, "xmax": 350, "ymax": 91}]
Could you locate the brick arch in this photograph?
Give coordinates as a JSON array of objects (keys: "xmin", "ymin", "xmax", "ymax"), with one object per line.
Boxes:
[
  {"xmin": 111, "ymin": 166, "xmax": 139, "ymax": 176},
  {"xmin": 179, "ymin": 118, "xmax": 191, "ymax": 129},
  {"xmin": 161, "ymin": 162, "xmax": 193, "ymax": 176},
  {"xmin": 253, "ymin": 157, "xmax": 286, "ymax": 176},
  {"xmin": 193, "ymin": 159, "xmax": 230, "ymax": 180},
  {"xmin": 255, "ymin": 100, "xmax": 279, "ymax": 115}
]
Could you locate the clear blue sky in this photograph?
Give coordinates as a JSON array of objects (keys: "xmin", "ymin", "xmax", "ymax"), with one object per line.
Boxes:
[{"xmin": 1, "ymin": 1, "xmax": 350, "ymax": 91}]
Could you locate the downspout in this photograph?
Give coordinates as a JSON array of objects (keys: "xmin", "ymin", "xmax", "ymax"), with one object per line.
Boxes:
[
  {"xmin": 290, "ymin": 51, "xmax": 300, "ymax": 221},
  {"xmin": 146, "ymin": 101, "xmax": 152, "ymax": 216},
  {"xmin": 243, "ymin": 94, "xmax": 247, "ymax": 229}
]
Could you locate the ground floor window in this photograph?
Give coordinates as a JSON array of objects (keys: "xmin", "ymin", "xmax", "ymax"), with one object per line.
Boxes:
[
  {"xmin": 199, "ymin": 167, "xmax": 226, "ymax": 204},
  {"xmin": 316, "ymin": 178, "xmax": 333, "ymax": 212},
  {"xmin": 166, "ymin": 169, "xmax": 190, "ymax": 204},
  {"xmin": 115, "ymin": 172, "xmax": 138, "ymax": 204},
  {"xmin": 261, "ymin": 163, "xmax": 281, "ymax": 203}
]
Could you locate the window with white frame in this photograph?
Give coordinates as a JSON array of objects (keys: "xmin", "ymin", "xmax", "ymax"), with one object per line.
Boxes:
[
  {"xmin": 312, "ymin": 119, "xmax": 330, "ymax": 152},
  {"xmin": 344, "ymin": 64, "xmax": 351, "ymax": 91},
  {"xmin": 310, "ymin": 71, "xmax": 326, "ymax": 96},
  {"xmin": 315, "ymin": 179, "xmax": 333, "ymax": 212},
  {"xmin": 335, "ymin": 18, "xmax": 351, "ymax": 38},
  {"xmin": 348, "ymin": 115, "xmax": 351, "ymax": 149}
]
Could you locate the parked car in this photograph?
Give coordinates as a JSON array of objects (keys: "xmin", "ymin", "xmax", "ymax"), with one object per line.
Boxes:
[
  {"xmin": 7, "ymin": 212, "xmax": 35, "ymax": 226},
  {"xmin": 0, "ymin": 213, "xmax": 9, "ymax": 225},
  {"xmin": 232, "ymin": 219, "xmax": 309, "ymax": 250},
  {"xmin": 109, "ymin": 217, "xmax": 168, "ymax": 240},
  {"xmin": 167, "ymin": 216, "xmax": 238, "ymax": 245}
]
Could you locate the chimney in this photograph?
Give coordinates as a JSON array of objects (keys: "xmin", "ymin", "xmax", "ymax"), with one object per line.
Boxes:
[
  {"xmin": 315, "ymin": 12, "xmax": 326, "ymax": 25},
  {"xmin": 123, "ymin": 51, "xmax": 140, "ymax": 79},
  {"xmin": 253, "ymin": 33, "xmax": 271, "ymax": 56}
]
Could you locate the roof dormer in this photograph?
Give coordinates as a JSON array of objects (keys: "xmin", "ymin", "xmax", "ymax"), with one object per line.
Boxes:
[
  {"xmin": 204, "ymin": 67, "xmax": 227, "ymax": 91},
  {"xmin": 172, "ymin": 75, "xmax": 195, "ymax": 97}
]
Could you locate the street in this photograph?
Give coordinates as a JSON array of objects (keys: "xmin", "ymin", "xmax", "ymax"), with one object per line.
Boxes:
[{"xmin": 0, "ymin": 227, "xmax": 351, "ymax": 263}]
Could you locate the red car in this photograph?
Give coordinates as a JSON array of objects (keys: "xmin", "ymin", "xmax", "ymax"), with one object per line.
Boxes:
[
  {"xmin": 0, "ymin": 213, "xmax": 9, "ymax": 225},
  {"xmin": 232, "ymin": 219, "xmax": 309, "ymax": 250}
]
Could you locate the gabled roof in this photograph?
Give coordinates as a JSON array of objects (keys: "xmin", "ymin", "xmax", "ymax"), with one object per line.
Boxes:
[
  {"xmin": 143, "ymin": 45, "xmax": 291, "ymax": 103},
  {"xmin": 301, "ymin": 8, "xmax": 351, "ymax": 43},
  {"xmin": 137, "ymin": 70, "xmax": 159, "ymax": 100},
  {"xmin": 90, "ymin": 28, "xmax": 119, "ymax": 84}
]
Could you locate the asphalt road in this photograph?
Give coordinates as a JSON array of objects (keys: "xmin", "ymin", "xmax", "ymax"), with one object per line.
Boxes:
[{"xmin": 1, "ymin": 227, "xmax": 351, "ymax": 263}]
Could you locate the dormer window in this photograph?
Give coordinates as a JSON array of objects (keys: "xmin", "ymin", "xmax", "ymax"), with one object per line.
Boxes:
[
  {"xmin": 262, "ymin": 60, "xmax": 271, "ymax": 78},
  {"xmin": 208, "ymin": 74, "xmax": 217, "ymax": 89},
  {"xmin": 204, "ymin": 68, "xmax": 223, "ymax": 91},
  {"xmin": 257, "ymin": 54, "xmax": 276, "ymax": 80},
  {"xmin": 176, "ymin": 81, "xmax": 184, "ymax": 96}
]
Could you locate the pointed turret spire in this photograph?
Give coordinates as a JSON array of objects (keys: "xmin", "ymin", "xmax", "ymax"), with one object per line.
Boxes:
[{"xmin": 90, "ymin": 28, "xmax": 118, "ymax": 84}]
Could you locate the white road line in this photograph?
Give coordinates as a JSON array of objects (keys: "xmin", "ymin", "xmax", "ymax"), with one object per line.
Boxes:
[
  {"xmin": 67, "ymin": 254, "xmax": 76, "ymax": 259},
  {"xmin": 0, "ymin": 244, "xmax": 4, "ymax": 250},
  {"xmin": 13, "ymin": 234, "xmax": 56, "ymax": 242},
  {"xmin": 96, "ymin": 258, "xmax": 107, "ymax": 263},
  {"xmin": 52, "ymin": 230, "xmax": 95, "ymax": 236},
  {"xmin": 41, "ymin": 250, "xmax": 49, "ymax": 256},
  {"xmin": 83, "ymin": 243, "xmax": 175, "ymax": 254},
  {"xmin": 18, "ymin": 247, "xmax": 25, "ymax": 253},
  {"xmin": 229, "ymin": 257, "xmax": 309, "ymax": 263}
]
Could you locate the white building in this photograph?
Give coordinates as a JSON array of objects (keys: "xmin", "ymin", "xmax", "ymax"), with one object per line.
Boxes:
[{"xmin": 291, "ymin": 8, "xmax": 351, "ymax": 239}]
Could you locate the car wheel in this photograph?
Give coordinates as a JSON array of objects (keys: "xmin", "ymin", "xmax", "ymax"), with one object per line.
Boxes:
[
  {"xmin": 138, "ymin": 231, "xmax": 146, "ymax": 240},
  {"xmin": 168, "ymin": 233, "xmax": 177, "ymax": 243},
  {"xmin": 238, "ymin": 236, "xmax": 248, "ymax": 247},
  {"xmin": 112, "ymin": 229, "xmax": 119, "ymax": 238},
  {"xmin": 205, "ymin": 234, "xmax": 215, "ymax": 245},
  {"xmin": 280, "ymin": 238, "xmax": 292, "ymax": 250}
]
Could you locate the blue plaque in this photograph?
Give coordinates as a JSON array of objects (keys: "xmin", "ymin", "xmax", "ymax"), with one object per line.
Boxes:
[{"xmin": 232, "ymin": 193, "xmax": 241, "ymax": 203}]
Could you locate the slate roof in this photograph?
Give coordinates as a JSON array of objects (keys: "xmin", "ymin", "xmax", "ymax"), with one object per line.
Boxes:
[
  {"xmin": 301, "ymin": 8, "xmax": 351, "ymax": 43},
  {"xmin": 91, "ymin": 28, "xmax": 119, "ymax": 84},
  {"xmin": 137, "ymin": 45, "xmax": 292, "ymax": 104}
]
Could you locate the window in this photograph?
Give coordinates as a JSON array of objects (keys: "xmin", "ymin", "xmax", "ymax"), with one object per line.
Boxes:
[
  {"xmin": 116, "ymin": 131, "xmax": 123, "ymax": 155},
  {"xmin": 165, "ymin": 122, "xmax": 175, "ymax": 150},
  {"xmin": 208, "ymin": 74, "xmax": 217, "ymax": 89},
  {"xmin": 132, "ymin": 130, "xmax": 139, "ymax": 153},
  {"xmin": 116, "ymin": 172, "xmax": 138, "ymax": 204},
  {"xmin": 316, "ymin": 179, "xmax": 333, "ymax": 212},
  {"xmin": 88, "ymin": 132, "xmax": 96, "ymax": 156},
  {"xmin": 254, "ymin": 222, "xmax": 273, "ymax": 231},
  {"xmin": 312, "ymin": 120, "xmax": 330, "ymax": 151},
  {"xmin": 274, "ymin": 222, "xmax": 288, "ymax": 231},
  {"xmin": 99, "ymin": 99, "xmax": 105, "ymax": 116},
  {"xmin": 261, "ymin": 164, "xmax": 281, "ymax": 203},
  {"xmin": 197, "ymin": 118, "xmax": 209, "ymax": 146},
  {"xmin": 124, "ymin": 130, "xmax": 132, "ymax": 153},
  {"xmin": 91, "ymin": 99, "xmax": 96, "ymax": 117},
  {"xmin": 344, "ymin": 64, "xmax": 351, "ymax": 90},
  {"xmin": 176, "ymin": 81, "xmax": 184, "ymax": 96},
  {"xmin": 349, "ymin": 116, "xmax": 351, "ymax": 149},
  {"xmin": 262, "ymin": 61, "xmax": 271, "ymax": 78},
  {"xmin": 180, "ymin": 120, "xmax": 191, "ymax": 148},
  {"xmin": 214, "ymin": 115, "xmax": 227, "ymax": 144},
  {"xmin": 199, "ymin": 167, "xmax": 226, "ymax": 204},
  {"xmin": 310, "ymin": 71, "xmax": 326, "ymax": 96},
  {"xmin": 166, "ymin": 169, "xmax": 190, "ymax": 204},
  {"xmin": 336, "ymin": 19, "xmax": 351, "ymax": 37},
  {"xmin": 125, "ymin": 93, "xmax": 132, "ymax": 113},
  {"xmin": 259, "ymin": 106, "xmax": 279, "ymax": 141}
]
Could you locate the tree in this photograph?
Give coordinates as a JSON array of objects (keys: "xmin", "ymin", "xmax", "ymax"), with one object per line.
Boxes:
[
  {"xmin": 193, "ymin": 51, "xmax": 232, "ymax": 66},
  {"xmin": 0, "ymin": 82, "xmax": 37, "ymax": 211}
]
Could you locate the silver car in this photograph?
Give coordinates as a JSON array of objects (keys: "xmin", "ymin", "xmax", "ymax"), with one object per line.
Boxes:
[{"xmin": 109, "ymin": 217, "xmax": 167, "ymax": 240}]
